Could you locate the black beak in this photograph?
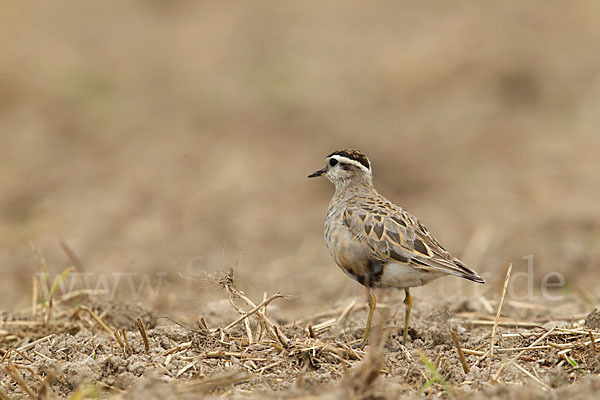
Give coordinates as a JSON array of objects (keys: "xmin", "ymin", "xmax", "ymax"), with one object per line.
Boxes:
[{"xmin": 308, "ymin": 168, "xmax": 326, "ymax": 178}]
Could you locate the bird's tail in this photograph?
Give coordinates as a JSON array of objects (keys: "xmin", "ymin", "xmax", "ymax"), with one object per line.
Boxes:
[{"xmin": 453, "ymin": 258, "xmax": 485, "ymax": 284}]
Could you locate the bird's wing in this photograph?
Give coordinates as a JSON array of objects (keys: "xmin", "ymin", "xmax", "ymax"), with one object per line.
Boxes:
[{"xmin": 342, "ymin": 197, "xmax": 484, "ymax": 283}]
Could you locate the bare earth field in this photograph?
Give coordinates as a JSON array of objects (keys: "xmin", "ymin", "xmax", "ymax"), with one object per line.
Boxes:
[{"xmin": 2, "ymin": 1, "xmax": 600, "ymax": 398}]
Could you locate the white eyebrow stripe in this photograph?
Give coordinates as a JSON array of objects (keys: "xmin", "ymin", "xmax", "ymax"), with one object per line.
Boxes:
[{"xmin": 330, "ymin": 155, "xmax": 371, "ymax": 172}]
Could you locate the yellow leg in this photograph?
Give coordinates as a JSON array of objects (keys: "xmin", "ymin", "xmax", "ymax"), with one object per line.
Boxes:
[
  {"xmin": 403, "ymin": 288, "xmax": 412, "ymax": 345},
  {"xmin": 354, "ymin": 290, "xmax": 376, "ymax": 348}
]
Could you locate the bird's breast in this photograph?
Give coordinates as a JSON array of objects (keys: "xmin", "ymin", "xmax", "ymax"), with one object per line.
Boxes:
[{"xmin": 324, "ymin": 208, "xmax": 372, "ymax": 285}]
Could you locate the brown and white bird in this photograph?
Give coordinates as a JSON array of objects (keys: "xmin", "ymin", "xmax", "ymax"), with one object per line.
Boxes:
[{"xmin": 309, "ymin": 150, "xmax": 485, "ymax": 347}]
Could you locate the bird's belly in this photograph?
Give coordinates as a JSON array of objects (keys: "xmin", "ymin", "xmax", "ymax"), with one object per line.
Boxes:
[
  {"xmin": 378, "ymin": 262, "xmax": 443, "ymax": 289},
  {"xmin": 325, "ymin": 223, "xmax": 371, "ymax": 283},
  {"xmin": 328, "ymin": 239, "xmax": 369, "ymax": 280}
]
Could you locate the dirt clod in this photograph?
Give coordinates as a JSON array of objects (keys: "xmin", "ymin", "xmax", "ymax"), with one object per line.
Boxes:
[{"xmin": 585, "ymin": 309, "xmax": 600, "ymax": 330}]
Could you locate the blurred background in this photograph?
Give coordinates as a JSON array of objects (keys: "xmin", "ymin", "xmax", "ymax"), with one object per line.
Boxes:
[{"xmin": 2, "ymin": 1, "xmax": 599, "ymax": 318}]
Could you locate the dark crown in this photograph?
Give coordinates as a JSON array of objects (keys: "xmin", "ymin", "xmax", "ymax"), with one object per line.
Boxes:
[{"xmin": 327, "ymin": 150, "xmax": 370, "ymax": 170}]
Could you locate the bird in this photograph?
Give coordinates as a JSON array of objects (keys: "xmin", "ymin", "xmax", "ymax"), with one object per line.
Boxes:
[{"xmin": 308, "ymin": 149, "xmax": 485, "ymax": 347}]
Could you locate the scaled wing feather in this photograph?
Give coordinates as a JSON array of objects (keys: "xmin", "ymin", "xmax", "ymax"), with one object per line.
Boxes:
[{"xmin": 342, "ymin": 195, "xmax": 482, "ymax": 282}]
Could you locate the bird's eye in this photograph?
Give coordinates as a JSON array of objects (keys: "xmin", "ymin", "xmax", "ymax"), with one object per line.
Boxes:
[{"xmin": 329, "ymin": 158, "xmax": 338, "ymax": 167}]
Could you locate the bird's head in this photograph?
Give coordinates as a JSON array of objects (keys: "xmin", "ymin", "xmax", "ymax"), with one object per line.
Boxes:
[{"xmin": 308, "ymin": 149, "xmax": 373, "ymax": 189}]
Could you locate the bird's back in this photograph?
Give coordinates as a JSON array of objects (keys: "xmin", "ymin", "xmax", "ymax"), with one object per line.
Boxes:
[{"xmin": 328, "ymin": 190, "xmax": 485, "ymax": 287}]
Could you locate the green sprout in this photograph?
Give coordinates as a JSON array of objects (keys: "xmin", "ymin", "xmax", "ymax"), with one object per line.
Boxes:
[{"xmin": 419, "ymin": 351, "xmax": 455, "ymax": 399}]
